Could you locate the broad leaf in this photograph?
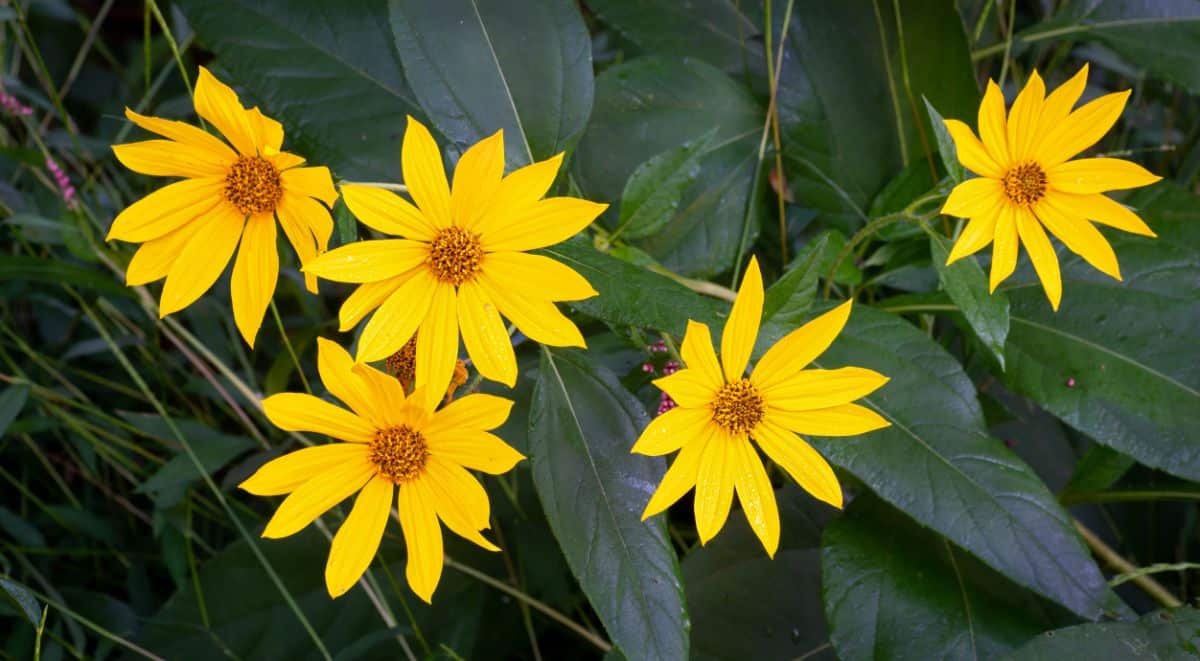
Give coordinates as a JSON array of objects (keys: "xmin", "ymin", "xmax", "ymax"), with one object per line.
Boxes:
[
  {"xmin": 929, "ymin": 230, "xmax": 1010, "ymax": 368},
  {"xmin": 923, "ymin": 96, "xmax": 965, "ymax": 183},
  {"xmin": 0, "ymin": 577, "xmax": 41, "ymax": 628},
  {"xmin": 1001, "ymin": 607, "xmax": 1200, "ymax": 660},
  {"xmin": 762, "ymin": 234, "xmax": 827, "ymax": 326},
  {"xmin": 530, "ymin": 349, "xmax": 688, "ymax": 660},
  {"xmin": 0, "ymin": 383, "xmax": 29, "ymax": 438},
  {"xmin": 388, "ymin": 0, "xmax": 593, "ymax": 166},
  {"xmin": 615, "ymin": 129, "xmax": 716, "ymax": 241},
  {"xmin": 585, "ymin": 0, "xmax": 761, "ymax": 75}
]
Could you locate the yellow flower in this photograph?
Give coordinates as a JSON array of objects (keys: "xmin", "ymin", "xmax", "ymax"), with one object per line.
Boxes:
[
  {"xmin": 303, "ymin": 117, "xmax": 605, "ymax": 405},
  {"xmin": 633, "ymin": 257, "xmax": 890, "ymax": 556},
  {"xmin": 941, "ymin": 64, "xmax": 1161, "ymax": 310},
  {"xmin": 109, "ymin": 67, "xmax": 338, "ymax": 346},
  {"xmin": 242, "ymin": 338, "xmax": 524, "ymax": 601}
]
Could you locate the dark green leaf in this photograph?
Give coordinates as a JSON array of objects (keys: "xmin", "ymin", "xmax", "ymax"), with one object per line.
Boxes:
[
  {"xmin": 1064, "ymin": 446, "xmax": 1137, "ymax": 495},
  {"xmin": 762, "ymin": 234, "xmax": 827, "ymax": 326},
  {"xmin": 0, "ymin": 256, "xmax": 131, "ymax": 298},
  {"xmin": 616, "ymin": 129, "xmax": 716, "ymax": 241},
  {"xmin": 0, "ymin": 383, "xmax": 29, "ymax": 438},
  {"xmin": 923, "ymin": 96, "xmax": 965, "ymax": 183},
  {"xmin": 0, "ymin": 578, "xmax": 41, "ymax": 628},
  {"xmin": 1001, "ymin": 608, "xmax": 1200, "ymax": 659},
  {"xmin": 388, "ymin": 0, "xmax": 593, "ymax": 166},
  {"xmin": 530, "ymin": 349, "xmax": 687, "ymax": 660},
  {"xmin": 585, "ymin": 0, "xmax": 761, "ymax": 75},
  {"xmin": 929, "ymin": 230, "xmax": 1010, "ymax": 368}
]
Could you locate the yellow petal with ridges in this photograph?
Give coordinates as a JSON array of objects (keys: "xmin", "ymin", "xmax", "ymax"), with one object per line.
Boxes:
[
  {"xmin": 304, "ymin": 239, "xmax": 428, "ymax": 283},
  {"xmin": 631, "ymin": 405, "xmax": 713, "ymax": 456},
  {"xmin": 653, "ymin": 369, "xmax": 720, "ymax": 409},
  {"xmin": 356, "ymin": 270, "xmax": 439, "ymax": 363},
  {"xmin": 457, "ymin": 280, "xmax": 517, "ymax": 387},
  {"xmin": 1016, "ymin": 209, "xmax": 1063, "ymax": 310},
  {"xmin": 1032, "ymin": 64, "xmax": 1089, "ymax": 148},
  {"xmin": 680, "ymin": 320, "xmax": 725, "ymax": 391},
  {"xmin": 751, "ymin": 300, "xmax": 853, "ymax": 392},
  {"xmin": 943, "ymin": 119, "xmax": 1001, "ymax": 177},
  {"xmin": 338, "ymin": 274, "xmax": 411, "ymax": 331},
  {"xmin": 753, "ymin": 420, "xmax": 842, "ymax": 508},
  {"xmin": 477, "ymin": 272, "xmax": 585, "ymax": 347},
  {"xmin": 641, "ymin": 425, "xmax": 714, "ymax": 519},
  {"xmin": 761, "ymin": 367, "xmax": 889, "ymax": 412},
  {"xmin": 694, "ymin": 432, "xmax": 736, "ymax": 545},
  {"xmin": 262, "ymin": 392, "xmax": 377, "ymax": 442},
  {"xmin": 341, "ymin": 184, "xmax": 438, "ymax": 241},
  {"xmin": 159, "ymin": 204, "xmax": 244, "ymax": 317},
  {"xmin": 1038, "ymin": 90, "xmax": 1130, "ymax": 166},
  {"xmin": 425, "ymin": 393, "xmax": 514, "ymax": 436},
  {"xmin": 123, "ymin": 107, "xmax": 237, "ymax": 158},
  {"xmin": 239, "ymin": 443, "xmax": 370, "ymax": 496},
  {"xmin": 1007, "ymin": 70, "xmax": 1045, "ymax": 161},
  {"xmin": 426, "ymin": 430, "xmax": 524, "ymax": 474},
  {"xmin": 720, "ymin": 256, "xmax": 763, "ymax": 382},
  {"xmin": 261, "ymin": 455, "xmax": 375, "ymax": 538},
  {"xmin": 989, "ymin": 205, "xmax": 1019, "ymax": 292},
  {"xmin": 942, "ymin": 177, "xmax": 1003, "ymax": 218},
  {"xmin": 1035, "ymin": 196, "xmax": 1122, "ymax": 281},
  {"xmin": 125, "ymin": 220, "xmax": 204, "ymax": 286},
  {"xmin": 269, "ymin": 151, "xmax": 306, "ymax": 171},
  {"xmin": 482, "ymin": 252, "xmax": 597, "ymax": 302},
  {"xmin": 946, "ymin": 197, "xmax": 1003, "ymax": 264},
  {"xmin": 325, "ymin": 475, "xmax": 392, "ymax": 598},
  {"xmin": 766, "ymin": 403, "xmax": 890, "ymax": 437},
  {"xmin": 194, "ymin": 66, "xmax": 258, "ymax": 156},
  {"xmin": 108, "ymin": 176, "xmax": 224, "ymax": 243},
  {"xmin": 402, "ymin": 116, "xmax": 452, "ymax": 228},
  {"xmin": 979, "ymin": 80, "xmax": 1010, "ymax": 165},
  {"xmin": 452, "ymin": 129, "xmax": 504, "ymax": 231},
  {"xmin": 1049, "ymin": 191, "xmax": 1155, "ymax": 237},
  {"xmin": 475, "ymin": 152, "xmax": 565, "ymax": 237},
  {"xmin": 397, "ymin": 481, "xmax": 445, "ymax": 603},
  {"xmin": 729, "ymin": 438, "xmax": 779, "ymax": 557},
  {"xmin": 230, "ymin": 213, "xmax": 279, "ymax": 348},
  {"xmin": 415, "ymin": 282, "xmax": 460, "ymax": 411},
  {"xmin": 281, "ymin": 166, "xmax": 338, "ymax": 206},
  {"xmin": 112, "ymin": 139, "xmax": 231, "ymax": 178},
  {"xmin": 352, "ymin": 363, "xmax": 419, "ymax": 429},
  {"xmin": 1047, "ymin": 158, "xmax": 1161, "ymax": 194},
  {"xmin": 423, "ymin": 457, "xmax": 499, "ymax": 551},
  {"xmin": 245, "ymin": 106, "xmax": 283, "ymax": 154},
  {"xmin": 479, "ymin": 197, "xmax": 607, "ymax": 252},
  {"xmin": 276, "ymin": 193, "xmax": 322, "ymax": 293},
  {"xmin": 316, "ymin": 337, "xmax": 382, "ymax": 426}
]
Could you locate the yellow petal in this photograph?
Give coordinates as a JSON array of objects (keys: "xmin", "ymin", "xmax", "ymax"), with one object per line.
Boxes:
[
  {"xmin": 642, "ymin": 424, "xmax": 714, "ymax": 519},
  {"xmin": 397, "ymin": 480, "xmax": 445, "ymax": 603},
  {"xmin": 338, "ymin": 274, "xmax": 410, "ymax": 332},
  {"xmin": 680, "ymin": 321, "xmax": 725, "ymax": 390},
  {"xmin": 193, "ymin": 66, "xmax": 258, "ymax": 156},
  {"xmin": 262, "ymin": 455, "xmax": 375, "ymax": 539},
  {"xmin": 325, "ymin": 475, "xmax": 392, "ymax": 598},
  {"xmin": 125, "ymin": 220, "xmax": 204, "ymax": 286},
  {"xmin": 630, "ymin": 405, "xmax": 713, "ymax": 456},
  {"xmin": 941, "ymin": 177, "xmax": 1003, "ymax": 218},
  {"xmin": 239, "ymin": 443, "xmax": 370, "ymax": 496},
  {"xmin": 482, "ymin": 252, "xmax": 598, "ymax": 302},
  {"xmin": 1006, "ymin": 70, "xmax": 1045, "ymax": 162},
  {"xmin": 415, "ymin": 282, "xmax": 460, "ymax": 411},
  {"xmin": 751, "ymin": 300, "xmax": 853, "ymax": 392},
  {"xmin": 1032, "ymin": 64, "xmax": 1089, "ymax": 149},
  {"xmin": 123, "ymin": 107, "xmax": 237, "ymax": 159},
  {"xmin": 422, "ymin": 457, "xmax": 499, "ymax": 551},
  {"xmin": 402, "ymin": 116, "xmax": 452, "ymax": 228},
  {"xmin": 107, "ymin": 177, "xmax": 224, "ymax": 243},
  {"xmin": 729, "ymin": 438, "xmax": 780, "ymax": 557},
  {"xmin": 426, "ymin": 430, "xmax": 524, "ymax": 474},
  {"xmin": 352, "ymin": 363, "xmax": 420, "ymax": 429},
  {"xmin": 341, "ymin": 184, "xmax": 438, "ymax": 241},
  {"xmin": 1016, "ymin": 209, "xmax": 1064, "ymax": 310},
  {"xmin": 694, "ymin": 432, "xmax": 736, "ymax": 545},
  {"xmin": 281, "ymin": 166, "xmax": 338, "ymax": 206},
  {"xmin": 476, "ymin": 272, "xmax": 585, "ymax": 347},
  {"xmin": 978, "ymin": 79, "xmax": 1010, "ymax": 165},
  {"xmin": 653, "ymin": 369, "xmax": 720, "ymax": 408},
  {"xmin": 356, "ymin": 270, "xmax": 439, "ymax": 363},
  {"xmin": 720, "ymin": 256, "xmax": 764, "ymax": 382},
  {"xmin": 943, "ymin": 119, "xmax": 1001, "ymax": 177},
  {"xmin": 989, "ymin": 204, "xmax": 1019, "ymax": 293},
  {"xmin": 425, "ymin": 393, "xmax": 514, "ymax": 436},
  {"xmin": 262, "ymin": 392, "xmax": 376, "ymax": 442},
  {"xmin": 158, "ymin": 204, "xmax": 244, "ymax": 317},
  {"xmin": 479, "ymin": 197, "xmax": 607, "ymax": 253},
  {"xmin": 766, "ymin": 403, "xmax": 890, "ymax": 437},
  {"xmin": 112, "ymin": 140, "xmax": 231, "ymax": 178},
  {"xmin": 269, "ymin": 151, "xmax": 306, "ymax": 171},
  {"xmin": 760, "ymin": 367, "xmax": 889, "ymax": 412},
  {"xmin": 457, "ymin": 281, "xmax": 517, "ymax": 387},
  {"xmin": 1038, "ymin": 90, "xmax": 1130, "ymax": 166},
  {"xmin": 1035, "ymin": 195, "xmax": 1122, "ymax": 280},
  {"xmin": 752, "ymin": 420, "xmax": 842, "ymax": 508},
  {"xmin": 1049, "ymin": 192, "xmax": 1155, "ymax": 237},
  {"xmin": 1046, "ymin": 158, "xmax": 1161, "ymax": 194},
  {"xmin": 245, "ymin": 106, "xmax": 284, "ymax": 154},
  {"xmin": 230, "ymin": 213, "xmax": 279, "ymax": 348},
  {"xmin": 475, "ymin": 152, "xmax": 564, "ymax": 237},
  {"xmin": 452, "ymin": 129, "xmax": 505, "ymax": 231},
  {"xmin": 316, "ymin": 337, "xmax": 384, "ymax": 427},
  {"xmin": 276, "ymin": 193, "xmax": 324, "ymax": 293},
  {"xmin": 280, "ymin": 192, "xmax": 333, "ymax": 251},
  {"xmin": 946, "ymin": 198, "xmax": 1002, "ymax": 264},
  {"xmin": 303, "ymin": 239, "xmax": 428, "ymax": 283}
]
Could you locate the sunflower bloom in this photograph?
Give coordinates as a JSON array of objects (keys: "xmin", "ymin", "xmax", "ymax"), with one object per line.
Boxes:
[
  {"xmin": 633, "ymin": 257, "xmax": 890, "ymax": 556},
  {"xmin": 941, "ymin": 64, "xmax": 1161, "ymax": 310},
  {"xmin": 303, "ymin": 117, "xmax": 605, "ymax": 404},
  {"xmin": 242, "ymin": 338, "xmax": 524, "ymax": 601},
  {"xmin": 109, "ymin": 67, "xmax": 338, "ymax": 345}
]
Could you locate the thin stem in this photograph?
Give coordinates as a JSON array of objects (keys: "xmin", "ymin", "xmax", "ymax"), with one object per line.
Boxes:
[
  {"xmin": 998, "ymin": 0, "xmax": 1018, "ymax": 88},
  {"xmin": 648, "ymin": 264, "xmax": 736, "ymax": 302},
  {"xmin": 270, "ymin": 300, "xmax": 312, "ymax": 394},
  {"xmin": 1074, "ymin": 518, "xmax": 1182, "ymax": 608}
]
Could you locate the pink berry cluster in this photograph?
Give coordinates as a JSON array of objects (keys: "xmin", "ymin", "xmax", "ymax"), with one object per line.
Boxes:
[
  {"xmin": 640, "ymin": 340, "xmax": 679, "ymax": 415},
  {"xmin": 0, "ymin": 91, "xmax": 33, "ymax": 117},
  {"xmin": 46, "ymin": 156, "xmax": 78, "ymax": 210}
]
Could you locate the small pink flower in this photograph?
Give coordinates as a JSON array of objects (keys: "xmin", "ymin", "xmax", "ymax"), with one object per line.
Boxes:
[
  {"xmin": 46, "ymin": 157, "xmax": 78, "ymax": 210},
  {"xmin": 0, "ymin": 91, "xmax": 33, "ymax": 117}
]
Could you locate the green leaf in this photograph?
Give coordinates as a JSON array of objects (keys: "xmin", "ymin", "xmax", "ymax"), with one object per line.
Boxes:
[
  {"xmin": 388, "ymin": 0, "xmax": 593, "ymax": 166},
  {"xmin": 929, "ymin": 230, "xmax": 1010, "ymax": 368},
  {"xmin": 1063, "ymin": 446, "xmax": 1137, "ymax": 495},
  {"xmin": 585, "ymin": 0, "xmax": 761, "ymax": 75},
  {"xmin": 762, "ymin": 234, "xmax": 827, "ymax": 326},
  {"xmin": 1000, "ymin": 184, "xmax": 1200, "ymax": 481},
  {"xmin": 573, "ymin": 56, "xmax": 763, "ymax": 277},
  {"xmin": 0, "ymin": 256, "xmax": 132, "ymax": 299},
  {"xmin": 1001, "ymin": 608, "xmax": 1200, "ymax": 660},
  {"xmin": 615, "ymin": 128, "xmax": 716, "ymax": 241},
  {"xmin": 530, "ymin": 348, "xmax": 688, "ymax": 660},
  {"xmin": 175, "ymin": 0, "xmax": 423, "ymax": 180},
  {"xmin": 923, "ymin": 96, "xmax": 965, "ymax": 183},
  {"xmin": 0, "ymin": 578, "xmax": 41, "ymax": 628},
  {"xmin": 822, "ymin": 494, "xmax": 1065, "ymax": 661},
  {"xmin": 136, "ymin": 430, "xmax": 254, "ymax": 509},
  {"xmin": 0, "ymin": 383, "xmax": 29, "ymax": 438}
]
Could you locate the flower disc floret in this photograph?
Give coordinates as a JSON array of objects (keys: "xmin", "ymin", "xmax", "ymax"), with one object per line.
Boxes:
[
  {"xmin": 225, "ymin": 155, "xmax": 282, "ymax": 215},
  {"xmin": 370, "ymin": 425, "xmax": 428, "ymax": 484},
  {"xmin": 427, "ymin": 226, "xmax": 484, "ymax": 286},
  {"xmin": 711, "ymin": 379, "xmax": 764, "ymax": 434},
  {"xmin": 1001, "ymin": 162, "xmax": 1047, "ymax": 205}
]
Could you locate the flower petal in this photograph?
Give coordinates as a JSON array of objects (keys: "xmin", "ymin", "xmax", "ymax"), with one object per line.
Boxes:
[
  {"xmin": 1038, "ymin": 90, "xmax": 1130, "ymax": 166},
  {"xmin": 653, "ymin": 369, "xmax": 719, "ymax": 408},
  {"xmin": 239, "ymin": 443, "xmax": 370, "ymax": 496},
  {"xmin": 1047, "ymin": 158, "xmax": 1161, "ymax": 194},
  {"xmin": 1035, "ymin": 195, "xmax": 1122, "ymax": 281},
  {"xmin": 426, "ymin": 430, "xmax": 524, "ymax": 474},
  {"xmin": 978, "ymin": 79, "xmax": 1010, "ymax": 165},
  {"xmin": 942, "ymin": 177, "xmax": 1003, "ymax": 219},
  {"xmin": 423, "ymin": 457, "xmax": 499, "ymax": 551},
  {"xmin": 475, "ymin": 152, "xmax": 564, "ymax": 237},
  {"xmin": 761, "ymin": 367, "xmax": 889, "ymax": 412},
  {"xmin": 989, "ymin": 204, "xmax": 1019, "ymax": 292},
  {"xmin": 766, "ymin": 403, "xmax": 890, "ymax": 437},
  {"xmin": 262, "ymin": 392, "xmax": 377, "ymax": 442},
  {"xmin": 477, "ymin": 272, "xmax": 585, "ymax": 347},
  {"xmin": 482, "ymin": 252, "xmax": 597, "ymax": 302},
  {"xmin": 125, "ymin": 220, "xmax": 204, "ymax": 286},
  {"xmin": 751, "ymin": 300, "xmax": 853, "ymax": 392},
  {"xmin": 341, "ymin": 184, "xmax": 438, "ymax": 241},
  {"xmin": 729, "ymin": 438, "xmax": 779, "ymax": 557},
  {"xmin": 452, "ymin": 129, "xmax": 504, "ymax": 231},
  {"xmin": 680, "ymin": 320, "xmax": 725, "ymax": 390},
  {"xmin": 281, "ymin": 166, "xmax": 338, "ymax": 206},
  {"xmin": 1048, "ymin": 192, "xmax": 1155, "ymax": 237},
  {"xmin": 397, "ymin": 480, "xmax": 445, "ymax": 603},
  {"xmin": 230, "ymin": 213, "xmax": 279, "ymax": 347},
  {"xmin": 642, "ymin": 424, "xmax": 713, "ymax": 519},
  {"xmin": 720, "ymin": 256, "xmax": 764, "ymax": 382},
  {"xmin": 338, "ymin": 274, "xmax": 411, "ymax": 332},
  {"xmin": 123, "ymin": 107, "xmax": 237, "ymax": 159},
  {"xmin": 694, "ymin": 431, "xmax": 736, "ymax": 545},
  {"xmin": 1016, "ymin": 208, "xmax": 1064, "ymax": 310},
  {"xmin": 112, "ymin": 140, "xmax": 231, "ymax": 178},
  {"xmin": 479, "ymin": 197, "xmax": 607, "ymax": 252},
  {"xmin": 1006, "ymin": 70, "xmax": 1045, "ymax": 162},
  {"xmin": 325, "ymin": 475, "xmax": 392, "ymax": 598},
  {"xmin": 753, "ymin": 420, "xmax": 842, "ymax": 508},
  {"xmin": 352, "ymin": 363, "xmax": 420, "ymax": 429},
  {"xmin": 269, "ymin": 151, "xmax": 306, "ymax": 171},
  {"xmin": 946, "ymin": 197, "xmax": 1003, "ymax": 265},
  {"xmin": 943, "ymin": 119, "xmax": 1001, "ymax": 177},
  {"xmin": 276, "ymin": 193, "xmax": 325, "ymax": 293},
  {"xmin": 193, "ymin": 66, "xmax": 258, "ymax": 156},
  {"xmin": 303, "ymin": 239, "xmax": 428, "ymax": 283},
  {"xmin": 457, "ymin": 281, "xmax": 517, "ymax": 387},
  {"xmin": 630, "ymin": 405, "xmax": 713, "ymax": 456},
  {"xmin": 159, "ymin": 204, "xmax": 244, "ymax": 317},
  {"xmin": 415, "ymin": 282, "xmax": 460, "ymax": 411},
  {"xmin": 1032, "ymin": 63, "xmax": 1089, "ymax": 149},
  {"xmin": 356, "ymin": 270, "xmax": 438, "ymax": 363},
  {"xmin": 245, "ymin": 106, "xmax": 284, "ymax": 154},
  {"xmin": 316, "ymin": 337, "xmax": 382, "ymax": 426},
  {"xmin": 107, "ymin": 177, "xmax": 224, "ymax": 243},
  {"xmin": 425, "ymin": 393, "xmax": 514, "ymax": 436},
  {"xmin": 261, "ymin": 454, "xmax": 376, "ymax": 538},
  {"xmin": 402, "ymin": 116, "xmax": 452, "ymax": 228}
]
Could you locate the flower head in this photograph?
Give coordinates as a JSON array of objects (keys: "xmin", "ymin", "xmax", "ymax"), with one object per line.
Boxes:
[
  {"xmin": 108, "ymin": 67, "xmax": 338, "ymax": 346},
  {"xmin": 303, "ymin": 117, "xmax": 605, "ymax": 407},
  {"xmin": 242, "ymin": 338, "xmax": 524, "ymax": 601},
  {"xmin": 633, "ymin": 257, "xmax": 890, "ymax": 556},
  {"xmin": 941, "ymin": 65, "xmax": 1161, "ymax": 310}
]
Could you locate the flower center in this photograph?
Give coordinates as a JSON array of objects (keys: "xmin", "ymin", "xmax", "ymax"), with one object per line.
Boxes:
[
  {"xmin": 370, "ymin": 425, "xmax": 429, "ymax": 484},
  {"xmin": 711, "ymin": 379, "xmax": 765, "ymax": 434},
  {"xmin": 224, "ymin": 155, "xmax": 282, "ymax": 215},
  {"xmin": 427, "ymin": 226, "xmax": 484, "ymax": 286},
  {"xmin": 385, "ymin": 337, "xmax": 418, "ymax": 391},
  {"xmin": 1001, "ymin": 162, "xmax": 1047, "ymax": 205}
]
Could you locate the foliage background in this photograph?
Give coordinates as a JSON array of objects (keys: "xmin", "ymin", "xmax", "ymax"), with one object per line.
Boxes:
[{"xmin": 1, "ymin": 0, "xmax": 1199, "ymax": 659}]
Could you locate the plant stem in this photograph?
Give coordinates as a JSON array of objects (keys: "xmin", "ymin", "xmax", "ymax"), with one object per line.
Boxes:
[{"xmin": 1073, "ymin": 518, "xmax": 1182, "ymax": 608}]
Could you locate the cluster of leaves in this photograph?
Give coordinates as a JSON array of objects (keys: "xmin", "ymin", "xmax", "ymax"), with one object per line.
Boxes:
[{"xmin": 1, "ymin": 1, "xmax": 1199, "ymax": 659}]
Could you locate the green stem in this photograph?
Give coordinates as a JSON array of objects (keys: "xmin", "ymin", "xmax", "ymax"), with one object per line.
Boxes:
[{"xmin": 270, "ymin": 300, "xmax": 312, "ymax": 394}]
